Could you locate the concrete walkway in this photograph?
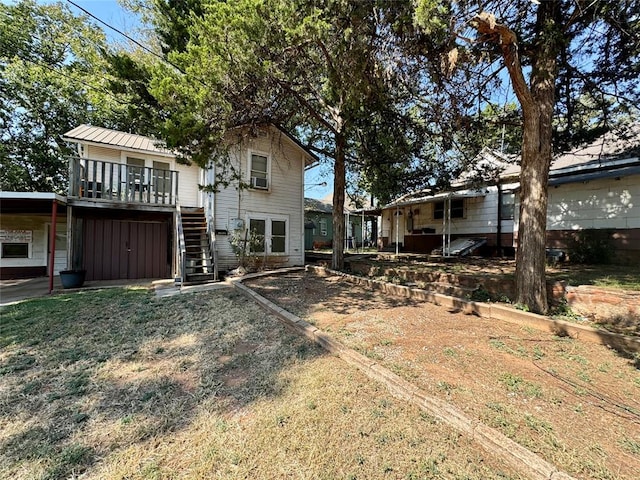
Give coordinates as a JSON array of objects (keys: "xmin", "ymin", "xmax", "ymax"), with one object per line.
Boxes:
[{"xmin": 0, "ymin": 276, "xmax": 170, "ymax": 306}]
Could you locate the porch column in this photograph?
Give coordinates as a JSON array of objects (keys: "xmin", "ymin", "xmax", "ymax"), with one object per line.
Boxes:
[{"xmin": 48, "ymin": 200, "xmax": 58, "ymax": 294}]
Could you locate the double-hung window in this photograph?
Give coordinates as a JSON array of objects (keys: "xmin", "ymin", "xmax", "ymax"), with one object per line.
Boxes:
[
  {"xmin": 319, "ymin": 218, "xmax": 328, "ymax": 237},
  {"xmin": 249, "ymin": 153, "xmax": 269, "ymax": 190},
  {"xmin": 500, "ymin": 192, "xmax": 516, "ymax": 220},
  {"xmin": 434, "ymin": 199, "xmax": 464, "ymax": 220}
]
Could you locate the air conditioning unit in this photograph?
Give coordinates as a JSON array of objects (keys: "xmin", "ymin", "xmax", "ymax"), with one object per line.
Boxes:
[{"xmin": 251, "ymin": 176, "xmax": 268, "ymax": 189}]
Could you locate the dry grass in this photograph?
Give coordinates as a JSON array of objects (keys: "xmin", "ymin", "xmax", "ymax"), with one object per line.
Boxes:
[{"xmin": 1, "ymin": 287, "xmax": 523, "ymax": 480}]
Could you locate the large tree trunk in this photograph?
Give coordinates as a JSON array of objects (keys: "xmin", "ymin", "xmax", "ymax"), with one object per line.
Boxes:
[
  {"xmin": 332, "ymin": 131, "xmax": 346, "ymax": 270},
  {"xmin": 516, "ymin": 107, "xmax": 552, "ymax": 313},
  {"xmin": 473, "ymin": 4, "xmax": 560, "ymax": 313},
  {"xmin": 514, "ymin": 2, "xmax": 559, "ymax": 314}
]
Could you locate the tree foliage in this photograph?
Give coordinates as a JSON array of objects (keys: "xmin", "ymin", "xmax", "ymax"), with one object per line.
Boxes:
[
  {"xmin": 145, "ymin": 0, "xmax": 448, "ymax": 269},
  {"xmin": 415, "ymin": 0, "xmax": 640, "ymax": 313},
  {"xmin": 0, "ymin": 0, "xmax": 136, "ymax": 192}
]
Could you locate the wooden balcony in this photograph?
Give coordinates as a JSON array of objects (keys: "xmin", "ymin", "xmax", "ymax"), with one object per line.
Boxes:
[{"xmin": 68, "ymin": 157, "xmax": 179, "ymax": 207}]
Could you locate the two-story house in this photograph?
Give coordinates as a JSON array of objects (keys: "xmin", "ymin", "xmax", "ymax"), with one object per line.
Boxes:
[{"xmin": 0, "ymin": 124, "xmax": 316, "ymax": 283}]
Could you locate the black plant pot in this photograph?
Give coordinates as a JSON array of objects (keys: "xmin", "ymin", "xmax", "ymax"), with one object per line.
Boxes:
[{"xmin": 59, "ymin": 269, "xmax": 86, "ymax": 289}]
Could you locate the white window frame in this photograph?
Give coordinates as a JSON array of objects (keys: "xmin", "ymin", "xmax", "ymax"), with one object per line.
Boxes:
[
  {"xmin": 500, "ymin": 192, "xmax": 516, "ymax": 220},
  {"xmin": 248, "ymin": 150, "xmax": 271, "ymax": 191},
  {"xmin": 0, "ymin": 242, "xmax": 32, "ymax": 259},
  {"xmin": 319, "ymin": 218, "xmax": 328, "ymax": 237},
  {"xmin": 246, "ymin": 213, "xmax": 289, "ymax": 255},
  {"xmin": 434, "ymin": 198, "xmax": 465, "ymax": 220}
]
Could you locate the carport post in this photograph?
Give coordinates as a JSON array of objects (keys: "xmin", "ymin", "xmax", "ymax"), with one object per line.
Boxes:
[{"xmin": 48, "ymin": 200, "xmax": 58, "ymax": 294}]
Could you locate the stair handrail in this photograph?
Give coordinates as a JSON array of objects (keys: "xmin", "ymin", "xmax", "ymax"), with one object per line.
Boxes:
[
  {"xmin": 176, "ymin": 201, "xmax": 187, "ymax": 289},
  {"xmin": 206, "ymin": 218, "xmax": 219, "ymax": 281}
]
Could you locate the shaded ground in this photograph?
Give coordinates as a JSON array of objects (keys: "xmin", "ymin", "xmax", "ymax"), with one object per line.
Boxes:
[
  {"xmin": 0, "ymin": 286, "xmax": 524, "ymax": 480},
  {"xmin": 333, "ymin": 254, "xmax": 640, "ymax": 291},
  {"xmin": 246, "ymin": 271, "xmax": 640, "ymax": 480}
]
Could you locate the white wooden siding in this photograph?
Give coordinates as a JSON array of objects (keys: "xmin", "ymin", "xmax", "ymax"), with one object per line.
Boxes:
[
  {"xmin": 86, "ymin": 145, "xmax": 120, "ymax": 162},
  {"xmin": 80, "ymin": 127, "xmax": 307, "ymax": 271},
  {"xmin": 384, "ymin": 174, "xmax": 640, "ymax": 244},
  {"xmin": 547, "ymin": 174, "xmax": 640, "ymax": 230},
  {"xmin": 211, "ymin": 127, "xmax": 305, "ymax": 270},
  {"xmin": 175, "ymin": 163, "xmax": 200, "ymax": 207},
  {"xmin": 85, "ymin": 144, "xmax": 201, "ymax": 207},
  {"xmin": 384, "ymin": 188, "xmax": 503, "ymax": 244},
  {"xmin": 0, "ymin": 214, "xmax": 67, "ymax": 273}
]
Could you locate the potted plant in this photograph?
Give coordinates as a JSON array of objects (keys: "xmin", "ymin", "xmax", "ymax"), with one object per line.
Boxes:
[{"xmin": 59, "ymin": 268, "xmax": 86, "ymax": 289}]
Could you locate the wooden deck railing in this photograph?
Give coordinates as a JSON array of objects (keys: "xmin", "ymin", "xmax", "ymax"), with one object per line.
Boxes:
[{"xmin": 68, "ymin": 157, "xmax": 179, "ymax": 205}]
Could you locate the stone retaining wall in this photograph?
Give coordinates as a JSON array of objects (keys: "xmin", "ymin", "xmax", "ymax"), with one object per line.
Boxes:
[{"xmin": 348, "ymin": 260, "xmax": 639, "ymax": 327}]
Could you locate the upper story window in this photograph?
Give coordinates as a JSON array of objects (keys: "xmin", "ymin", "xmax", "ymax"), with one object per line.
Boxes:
[
  {"xmin": 434, "ymin": 198, "xmax": 464, "ymax": 220},
  {"xmin": 249, "ymin": 153, "xmax": 269, "ymax": 190}
]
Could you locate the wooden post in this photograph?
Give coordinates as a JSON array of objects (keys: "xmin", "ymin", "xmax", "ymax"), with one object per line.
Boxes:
[{"xmin": 48, "ymin": 199, "xmax": 58, "ymax": 294}]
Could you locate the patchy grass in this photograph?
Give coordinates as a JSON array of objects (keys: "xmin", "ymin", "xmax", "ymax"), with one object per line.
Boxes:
[
  {"xmin": 247, "ymin": 272, "xmax": 640, "ymax": 480},
  {"xmin": 0, "ymin": 287, "xmax": 524, "ymax": 480}
]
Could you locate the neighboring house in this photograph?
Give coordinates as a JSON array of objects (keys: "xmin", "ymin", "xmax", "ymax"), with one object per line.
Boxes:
[
  {"xmin": 304, "ymin": 198, "xmax": 333, "ymax": 249},
  {"xmin": 304, "ymin": 197, "xmax": 378, "ymax": 250},
  {"xmin": 0, "ymin": 124, "xmax": 316, "ymax": 282},
  {"xmin": 380, "ymin": 130, "xmax": 640, "ymax": 262}
]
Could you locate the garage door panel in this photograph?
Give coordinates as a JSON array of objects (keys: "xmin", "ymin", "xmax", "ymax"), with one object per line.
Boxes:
[{"xmin": 83, "ymin": 218, "xmax": 170, "ymax": 281}]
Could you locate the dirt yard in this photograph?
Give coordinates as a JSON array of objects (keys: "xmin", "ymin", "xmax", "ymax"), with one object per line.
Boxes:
[{"xmin": 245, "ymin": 270, "xmax": 640, "ymax": 480}]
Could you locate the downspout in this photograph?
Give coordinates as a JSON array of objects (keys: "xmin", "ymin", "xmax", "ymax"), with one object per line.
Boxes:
[
  {"xmin": 361, "ymin": 209, "xmax": 365, "ymax": 251},
  {"xmin": 209, "ymin": 161, "xmax": 218, "ymax": 281},
  {"xmin": 346, "ymin": 211, "xmax": 350, "ymax": 251},
  {"xmin": 448, "ymin": 193, "xmax": 452, "ymax": 256},
  {"xmin": 48, "ymin": 200, "xmax": 58, "ymax": 294},
  {"xmin": 497, "ymin": 183, "xmax": 503, "ymax": 257}
]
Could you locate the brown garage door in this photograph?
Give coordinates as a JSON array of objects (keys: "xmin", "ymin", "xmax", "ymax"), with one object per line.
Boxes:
[{"xmin": 83, "ymin": 218, "xmax": 170, "ymax": 280}]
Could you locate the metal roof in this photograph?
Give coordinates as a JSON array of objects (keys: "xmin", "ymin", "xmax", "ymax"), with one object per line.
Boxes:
[
  {"xmin": 0, "ymin": 192, "xmax": 67, "ymax": 203},
  {"xmin": 64, "ymin": 123, "xmax": 317, "ymax": 166},
  {"xmin": 0, "ymin": 192, "xmax": 67, "ymax": 214},
  {"xmin": 63, "ymin": 125, "xmax": 173, "ymax": 156}
]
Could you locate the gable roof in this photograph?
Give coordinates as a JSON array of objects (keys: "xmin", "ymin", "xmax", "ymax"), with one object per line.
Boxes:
[
  {"xmin": 65, "ymin": 123, "xmax": 319, "ymax": 167},
  {"xmin": 498, "ymin": 126, "xmax": 640, "ymax": 181},
  {"xmin": 384, "ymin": 126, "xmax": 640, "ymax": 209},
  {"xmin": 273, "ymin": 124, "xmax": 319, "ymax": 168},
  {"xmin": 305, "ymin": 197, "xmax": 333, "ymax": 214}
]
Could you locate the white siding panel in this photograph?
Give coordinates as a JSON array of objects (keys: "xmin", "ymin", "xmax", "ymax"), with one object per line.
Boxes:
[
  {"xmin": 547, "ymin": 175, "xmax": 640, "ymax": 230},
  {"xmin": 176, "ymin": 163, "xmax": 200, "ymax": 207},
  {"xmin": 212, "ymin": 128, "xmax": 305, "ymax": 269},
  {"xmin": 0, "ymin": 214, "xmax": 67, "ymax": 273},
  {"xmin": 86, "ymin": 145, "xmax": 120, "ymax": 162}
]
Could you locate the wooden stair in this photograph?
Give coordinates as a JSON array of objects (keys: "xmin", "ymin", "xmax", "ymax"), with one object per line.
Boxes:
[{"xmin": 181, "ymin": 207, "xmax": 215, "ymax": 284}]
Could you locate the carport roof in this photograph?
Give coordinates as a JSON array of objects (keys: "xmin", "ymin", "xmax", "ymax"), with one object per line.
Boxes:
[{"xmin": 0, "ymin": 192, "xmax": 67, "ymax": 214}]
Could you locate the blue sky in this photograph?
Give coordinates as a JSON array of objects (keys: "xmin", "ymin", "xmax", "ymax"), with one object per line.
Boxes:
[{"xmin": 3, "ymin": 0, "xmax": 332, "ymax": 199}]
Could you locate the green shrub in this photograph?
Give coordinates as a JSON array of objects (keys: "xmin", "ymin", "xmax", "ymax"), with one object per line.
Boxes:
[{"xmin": 470, "ymin": 286, "xmax": 492, "ymax": 302}]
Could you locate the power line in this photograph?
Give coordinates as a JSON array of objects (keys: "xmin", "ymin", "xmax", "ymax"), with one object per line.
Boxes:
[
  {"xmin": 2, "ymin": 42, "xmax": 137, "ymax": 109},
  {"xmin": 64, "ymin": 0, "xmax": 206, "ymax": 86}
]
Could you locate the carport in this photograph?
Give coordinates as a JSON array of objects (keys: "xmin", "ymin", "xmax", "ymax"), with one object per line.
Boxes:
[{"xmin": 0, "ymin": 192, "xmax": 67, "ymax": 293}]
